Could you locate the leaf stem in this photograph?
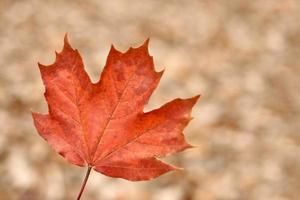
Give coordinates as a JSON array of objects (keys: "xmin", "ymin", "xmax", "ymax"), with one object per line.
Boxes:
[{"xmin": 76, "ymin": 166, "xmax": 92, "ymax": 200}]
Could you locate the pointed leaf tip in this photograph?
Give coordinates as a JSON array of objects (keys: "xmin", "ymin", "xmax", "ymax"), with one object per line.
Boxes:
[
  {"xmin": 143, "ymin": 38, "xmax": 150, "ymax": 48},
  {"xmin": 173, "ymin": 165, "xmax": 184, "ymax": 171},
  {"xmin": 191, "ymin": 94, "xmax": 201, "ymax": 104},
  {"xmin": 64, "ymin": 33, "xmax": 69, "ymax": 43},
  {"xmin": 158, "ymin": 69, "xmax": 165, "ymax": 75},
  {"xmin": 141, "ymin": 38, "xmax": 150, "ymax": 54},
  {"xmin": 37, "ymin": 62, "xmax": 46, "ymax": 70},
  {"xmin": 109, "ymin": 44, "xmax": 121, "ymax": 56},
  {"xmin": 63, "ymin": 33, "xmax": 73, "ymax": 50}
]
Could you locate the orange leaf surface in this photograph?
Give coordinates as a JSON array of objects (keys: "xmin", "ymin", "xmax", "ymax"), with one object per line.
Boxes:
[{"xmin": 32, "ymin": 36, "xmax": 200, "ymax": 181}]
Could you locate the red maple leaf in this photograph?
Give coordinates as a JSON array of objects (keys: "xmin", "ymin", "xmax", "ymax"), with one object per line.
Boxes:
[{"xmin": 32, "ymin": 35, "xmax": 199, "ymax": 199}]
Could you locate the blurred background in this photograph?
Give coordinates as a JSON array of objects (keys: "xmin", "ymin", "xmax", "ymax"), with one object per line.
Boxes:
[{"xmin": 0, "ymin": 0, "xmax": 300, "ymax": 199}]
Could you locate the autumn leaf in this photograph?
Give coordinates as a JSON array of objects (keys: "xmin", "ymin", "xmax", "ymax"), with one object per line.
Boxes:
[{"xmin": 32, "ymin": 35, "xmax": 199, "ymax": 199}]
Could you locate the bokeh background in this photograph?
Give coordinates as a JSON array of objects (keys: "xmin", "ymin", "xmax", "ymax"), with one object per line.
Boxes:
[{"xmin": 0, "ymin": 0, "xmax": 300, "ymax": 199}]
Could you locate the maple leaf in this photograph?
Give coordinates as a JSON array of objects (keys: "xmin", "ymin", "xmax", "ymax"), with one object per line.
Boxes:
[{"xmin": 32, "ymin": 35, "xmax": 199, "ymax": 199}]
